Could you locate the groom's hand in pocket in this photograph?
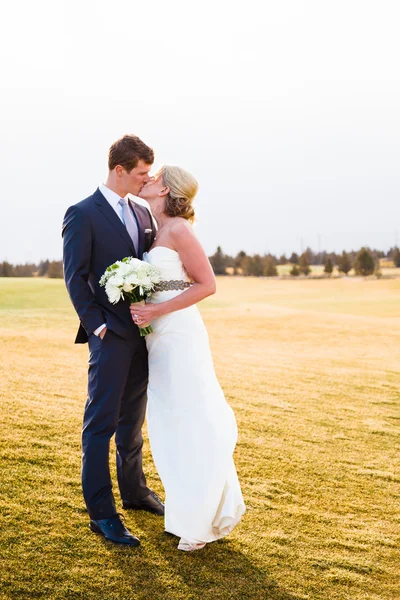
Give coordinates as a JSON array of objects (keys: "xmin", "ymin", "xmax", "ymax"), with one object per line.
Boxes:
[{"xmin": 99, "ymin": 327, "xmax": 107, "ymax": 340}]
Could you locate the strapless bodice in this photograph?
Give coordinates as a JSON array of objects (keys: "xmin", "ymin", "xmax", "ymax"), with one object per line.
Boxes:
[{"xmin": 143, "ymin": 246, "xmax": 191, "ymax": 304}]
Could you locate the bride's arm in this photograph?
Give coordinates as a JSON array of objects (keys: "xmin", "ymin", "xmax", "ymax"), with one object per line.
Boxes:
[{"xmin": 131, "ymin": 221, "xmax": 216, "ymax": 321}]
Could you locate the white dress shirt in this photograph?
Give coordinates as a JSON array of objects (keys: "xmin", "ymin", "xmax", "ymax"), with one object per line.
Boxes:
[
  {"xmin": 94, "ymin": 184, "xmax": 129, "ymax": 337},
  {"xmin": 99, "ymin": 183, "xmax": 126, "ymax": 223}
]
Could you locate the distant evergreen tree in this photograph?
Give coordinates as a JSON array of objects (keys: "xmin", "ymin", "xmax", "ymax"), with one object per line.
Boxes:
[
  {"xmin": 0, "ymin": 261, "xmax": 14, "ymax": 277},
  {"xmin": 299, "ymin": 252, "xmax": 311, "ymax": 275},
  {"xmin": 264, "ymin": 253, "xmax": 278, "ymax": 264},
  {"xmin": 354, "ymin": 248, "xmax": 375, "ymax": 276},
  {"xmin": 244, "ymin": 255, "xmax": 264, "ymax": 276},
  {"xmin": 289, "ymin": 252, "xmax": 299, "ymax": 264},
  {"xmin": 392, "ymin": 247, "xmax": 400, "ymax": 268},
  {"xmin": 324, "ymin": 257, "xmax": 334, "ymax": 275},
  {"xmin": 38, "ymin": 260, "xmax": 50, "ymax": 276},
  {"xmin": 264, "ymin": 258, "xmax": 278, "ymax": 277},
  {"xmin": 223, "ymin": 252, "xmax": 235, "ymax": 269},
  {"xmin": 209, "ymin": 246, "xmax": 227, "ymax": 275},
  {"xmin": 337, "ymin": 251, "xmax": 352, "ymax": 275},
  {"xmin": 233, "ymin": 250, "xmax": 247, "ymax": 274},
  {"xmin": 304, "ymin": 246, "xmax": 315, "ymax": 265},
  {"xmin": 290, "ymin": 264, "xmax": 300, "ymax": 276},
  {"xmin": 278, "ymin": 254, "xmax": 287, "ymax": 265},
  {"xmin": 47, "ymin": 261, "xmax": 63, "ymax": 278}
]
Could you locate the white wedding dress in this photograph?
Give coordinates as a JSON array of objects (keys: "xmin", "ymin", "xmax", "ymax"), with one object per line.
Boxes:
[{"xmin": 143, "ymin": 246, "xmax": 246, "ymax": 546}]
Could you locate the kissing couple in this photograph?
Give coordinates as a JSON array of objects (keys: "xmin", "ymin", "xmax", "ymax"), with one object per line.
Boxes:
[{"xmin": 62, "ymin": 134, "xmax": 245, "ymax": 552}]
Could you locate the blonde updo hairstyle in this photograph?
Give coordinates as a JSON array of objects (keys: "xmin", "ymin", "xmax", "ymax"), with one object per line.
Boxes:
[{"xmin": 157, "ymin": 165, "xmax": 198, "ymax": 224}]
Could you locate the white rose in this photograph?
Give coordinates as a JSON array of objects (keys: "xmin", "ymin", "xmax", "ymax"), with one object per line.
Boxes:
[
  {"xmin": 128, "ymin": 258, "xmax": 143, "ymax": 268},
  {"xmin": 136, "ymin": 265, "xmax": 151, "ymax": 281},
  {"xmin": 117, "ymin": 262, "xmax": 132, "ymax": 277},
  {"xmin": 125, "ymin": 272, "xmax": 139, "ymax": 286},
  {"xmin": 111, "ymin": 273, "xmax": 124, "ymax": 288}
]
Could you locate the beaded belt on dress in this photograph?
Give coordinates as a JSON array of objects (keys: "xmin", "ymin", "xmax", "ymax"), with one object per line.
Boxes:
[{"xmin": 153, "ymin": 280, "xmax": 192, "ymax": 291}]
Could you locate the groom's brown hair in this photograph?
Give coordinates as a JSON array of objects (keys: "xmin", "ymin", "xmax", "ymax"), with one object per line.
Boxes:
[{"xmin": 108, "ymin": 135, "xmax": 154, "ymax": 173}]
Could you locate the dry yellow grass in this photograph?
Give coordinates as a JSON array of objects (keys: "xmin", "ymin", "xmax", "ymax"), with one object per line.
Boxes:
[{"xmin": 0, "ymin": 277, "xmax": 399, "ymax": 599}]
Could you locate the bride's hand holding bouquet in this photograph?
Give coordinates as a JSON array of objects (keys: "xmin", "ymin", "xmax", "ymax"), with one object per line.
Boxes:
[{"xmin": 100, "ymin": 257, "xmax": 161, "ymax": 336}]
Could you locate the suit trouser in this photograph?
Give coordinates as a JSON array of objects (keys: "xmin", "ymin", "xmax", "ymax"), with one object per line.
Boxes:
[{"xmin": 82, "ymin": 329, "xmax": 149, "ymax": 520}]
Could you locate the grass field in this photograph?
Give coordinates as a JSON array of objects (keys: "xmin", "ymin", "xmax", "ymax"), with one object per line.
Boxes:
[{"xmin": 0, "ymin": 277, "xmax": 399, "ymax": 600}]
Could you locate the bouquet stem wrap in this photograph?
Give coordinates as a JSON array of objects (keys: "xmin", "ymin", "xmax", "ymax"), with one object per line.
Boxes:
[{"xmin": 129, "ymin": 298, "xmax": 152, "ymax": 337}]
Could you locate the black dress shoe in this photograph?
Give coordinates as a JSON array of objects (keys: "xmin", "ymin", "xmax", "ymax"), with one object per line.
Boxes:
[
  {"xmin": 123, "ymin": 491, "xmax": 165, "ymax": 516},
  {"xmin": 89, "ymin": 515, "xmax": 140, "ymax": 546}
]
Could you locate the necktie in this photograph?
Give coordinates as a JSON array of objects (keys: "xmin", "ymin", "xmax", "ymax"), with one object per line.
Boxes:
[{"xmin": 118, "ymin": 199, "xmax": 139, "ymax": 255}]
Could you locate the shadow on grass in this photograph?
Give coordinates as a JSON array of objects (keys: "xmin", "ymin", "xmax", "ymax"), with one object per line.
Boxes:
[{"xmin": 104, "ymin": 512, "xmax": 300, "ymax": 600}]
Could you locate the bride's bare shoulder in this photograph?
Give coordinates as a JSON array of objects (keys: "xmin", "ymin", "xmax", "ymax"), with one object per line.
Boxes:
[
  {"xmin": 169, "ymin": 218, "xmax": 195, "ymax": 238},
  {"xmin": 167, "ymin": 219, "xmax": 198, "ymax": 252}
]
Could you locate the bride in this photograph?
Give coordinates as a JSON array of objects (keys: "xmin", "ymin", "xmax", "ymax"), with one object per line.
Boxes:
[{"xmin": 131, "ymin": 166, "xmax": 245, "ymax": 551}]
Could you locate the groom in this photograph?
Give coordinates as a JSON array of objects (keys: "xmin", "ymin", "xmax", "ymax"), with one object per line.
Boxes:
[{"xmin": 62, "ymin": 135, "xmax": 163, "ymax": 547}]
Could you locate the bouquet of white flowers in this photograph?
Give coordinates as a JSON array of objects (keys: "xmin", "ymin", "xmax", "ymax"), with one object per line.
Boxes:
[{"xmin": 100, "ymin": 257, "xmax": 162, "ymax": 336}]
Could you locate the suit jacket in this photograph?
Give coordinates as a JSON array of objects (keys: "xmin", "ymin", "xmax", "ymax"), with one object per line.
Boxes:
[{"xmin": 62, "ymin": 187, "xmax": 156, "ymax": 344}]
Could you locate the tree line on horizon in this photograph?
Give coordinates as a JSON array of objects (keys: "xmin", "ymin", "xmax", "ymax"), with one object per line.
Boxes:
[
  {"xmin": 0, "ymin": 260, "xmax": 63, "ymax": 278},
  {"xmin": 208, "ymin": 246, "xmax": 400, "ymax": 277},
  {"xmin": 1, "ymin": 247, "xmax": 400, "ymax": 279}
]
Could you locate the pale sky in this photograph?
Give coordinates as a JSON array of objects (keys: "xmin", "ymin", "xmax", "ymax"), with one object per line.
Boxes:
[{"xmin": 1, "ymin": 0, "xmax": 399, "ymax": 263}]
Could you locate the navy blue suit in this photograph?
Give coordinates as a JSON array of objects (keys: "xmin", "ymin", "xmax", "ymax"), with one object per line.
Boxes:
[{"xmin": 62, "ymin": 188, "xmax": 156, "ymax": 519}]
